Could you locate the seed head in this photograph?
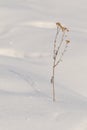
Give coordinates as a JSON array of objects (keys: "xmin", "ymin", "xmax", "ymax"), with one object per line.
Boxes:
[{"xmin": 66, "ymin": 40, "xmax": 70, "ymax": 44}]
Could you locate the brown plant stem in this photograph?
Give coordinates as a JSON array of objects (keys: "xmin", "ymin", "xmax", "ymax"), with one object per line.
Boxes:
[
  {"xmin": 52, "ymin": 57, "xmax": 56, "ymax": 102},
  {"xmin": 51, "ymin": 22, "xmax": 70, "ymax": 102}
]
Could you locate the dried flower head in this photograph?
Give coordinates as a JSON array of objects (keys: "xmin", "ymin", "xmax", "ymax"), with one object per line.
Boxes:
[
  {"xmin": 66, "ymin": 40, "xmax": 70, "ymax": 44},
  {"xmin": 56, "ymin": 22, "xmax": 62, "ymax": 29},
  {"xmin": 62, "ymin": 27, "xmax": 69, "ymax": 32},
  {"xmin": 56, "ymin": 22, "xmax": 61, "ymax": 27},
  {"xmin": 56, "ymin": 22, "xmax": 69, "ymax": 32}
]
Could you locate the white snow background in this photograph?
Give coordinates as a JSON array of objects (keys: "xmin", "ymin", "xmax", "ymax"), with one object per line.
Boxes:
[{"xmin": 0, "ymin": 0, "xmax": 87, "ymax": 129}]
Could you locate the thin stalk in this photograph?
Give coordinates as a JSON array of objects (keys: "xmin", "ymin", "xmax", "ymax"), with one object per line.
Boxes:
[
  {"xmin": 52, "ymin": 58, "xmax": 55, "ymax": 102},
  {"xmin": 51, "ymin": 22, "xmax": 70, "ymax": 102}
]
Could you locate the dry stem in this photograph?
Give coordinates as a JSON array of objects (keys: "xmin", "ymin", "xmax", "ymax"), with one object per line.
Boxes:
[{"xmin": 51, "ymin": 22, "xmax": 70, "ymax": 102}]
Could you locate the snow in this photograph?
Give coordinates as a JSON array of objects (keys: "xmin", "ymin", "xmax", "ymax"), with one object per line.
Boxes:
[{"xmin": 0, "ymin": 0, "xmax": 87, "ymax": 129}]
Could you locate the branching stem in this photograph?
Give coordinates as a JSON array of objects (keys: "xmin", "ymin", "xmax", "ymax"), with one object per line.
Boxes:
[{"xmin": 51, "ymin": 22, "xmax": 70, "ymax": 102}]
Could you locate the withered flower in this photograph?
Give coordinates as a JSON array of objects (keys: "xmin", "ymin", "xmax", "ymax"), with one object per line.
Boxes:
[
  {"xmin": 56, "ymin": 22, "xmax": 61, "ymax": 27},
  {"xmin": 66, "ymin": 40, "xmax": 70, "ymax": 44}
]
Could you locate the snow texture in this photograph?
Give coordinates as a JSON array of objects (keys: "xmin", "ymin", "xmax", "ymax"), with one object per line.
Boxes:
[{"xmin": 0, "ymin": 0, "xmax": 87, "ymax": 130}]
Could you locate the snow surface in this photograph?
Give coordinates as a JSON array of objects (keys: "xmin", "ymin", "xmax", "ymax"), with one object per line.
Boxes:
[{"xmin": 0, "ymin": 0, "xmax": 87, "ymax": 130}]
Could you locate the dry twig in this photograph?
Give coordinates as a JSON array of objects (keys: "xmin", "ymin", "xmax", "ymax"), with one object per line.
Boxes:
[{"xmin": 51, "ymin": 22, "xmax": 70, "ymax": 102}]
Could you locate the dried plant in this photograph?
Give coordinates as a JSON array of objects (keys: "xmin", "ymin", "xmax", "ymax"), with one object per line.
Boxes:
[{"xmin": 51, "ymin": 22, "xmax": 70, "ymax": 102}]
